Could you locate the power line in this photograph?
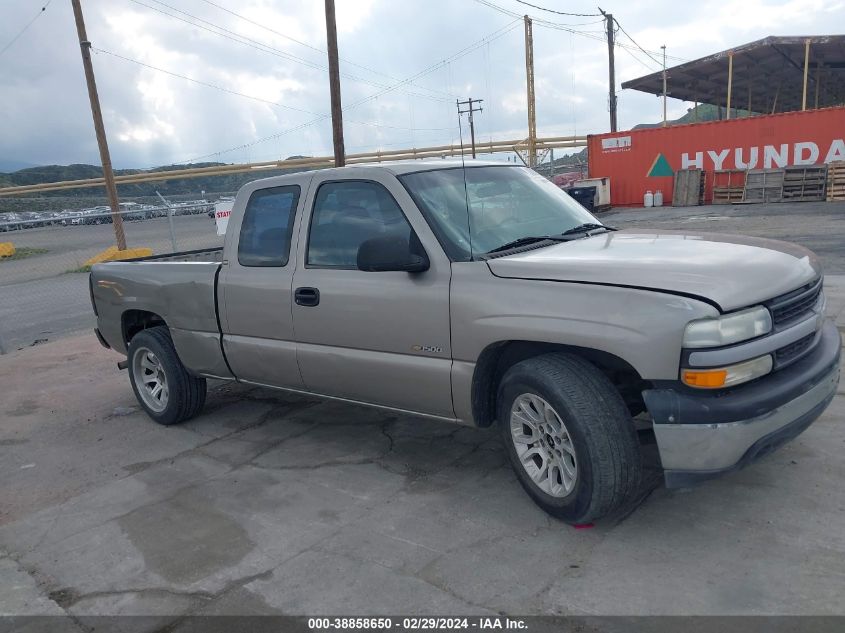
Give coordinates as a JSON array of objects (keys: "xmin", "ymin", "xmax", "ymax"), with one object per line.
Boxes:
[
  {"xmin": 91, "ymin": 47, "xmax": 453, "ymax": 134},
  {"xmin": 618, "ymin": 42, "xmax": 661, "ymax": 73},
  {"xmin": 612, "ymin": 18, "xmax": 661, "ymax": 66},
  {"xmin": 0, "ymin": 0, "xmax": 52, "ymax": 59},
  {"xmin": 613, "ymin": 17, "xmax": 687, "ymax": 64},
  {"xmin": 198, "ymin": 0, "xmax": 453, "ymax": 100},
  {"xmin": 512, "ymin": 0, "xmax": 601, "ymax": 17},
  {"xmin": 472, "ymin": 0, "xmax": 600, "ymax": 26},
  {"xmin": 176, "ymin": 20, "xmax": 522, "ymax": 164},
  {"xmin": 129, "ymin": 0, "xmax": 452, "ymax": 103},
  {"xmin": 473, "ymin": 0, "xmax": 685, "ymax": 63},
  {"xmin": 93, "ymin": 47, "xmax": 315, "ymax": 115}
]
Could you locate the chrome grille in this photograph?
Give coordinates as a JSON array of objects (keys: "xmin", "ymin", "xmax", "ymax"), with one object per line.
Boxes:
[{"xmin": 768, "ymin": 278, "xmax": 822, "ymax": 326}]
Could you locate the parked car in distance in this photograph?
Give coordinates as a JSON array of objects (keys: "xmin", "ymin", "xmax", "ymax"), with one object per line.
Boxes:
[{"xmin": 90, "ymin": 161, "xmax": 839, "ymax": 524}]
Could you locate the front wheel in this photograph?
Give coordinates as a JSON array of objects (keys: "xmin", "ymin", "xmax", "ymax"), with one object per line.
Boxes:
[
  {"xmin": 498, "ymin": 353, "xmax": 642, "ymax": 524},
  {"xmin": 127, "ymin": 326, "xmax": 206, "ymax": 425}
]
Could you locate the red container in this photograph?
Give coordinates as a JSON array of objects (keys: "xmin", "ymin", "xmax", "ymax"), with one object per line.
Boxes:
[{"xmin": 587, "ymin": 106, "xmax": 845, "ymax": 207}]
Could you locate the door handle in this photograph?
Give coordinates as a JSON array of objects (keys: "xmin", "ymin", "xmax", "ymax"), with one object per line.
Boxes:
[{"xmin": 294, "ymin": 287, "xmax": 320, "ymax": 307}]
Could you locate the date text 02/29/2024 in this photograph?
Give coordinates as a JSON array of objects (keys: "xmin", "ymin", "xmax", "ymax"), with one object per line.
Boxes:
[{"xmin": 307, "ymin": 617, "xmax": 528, "ymax": 630}]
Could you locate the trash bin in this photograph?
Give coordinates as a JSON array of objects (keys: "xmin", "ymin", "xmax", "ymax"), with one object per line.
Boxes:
[{"xmin": 565, "ymin": 186, "xmax": 597, "ymax": 211}]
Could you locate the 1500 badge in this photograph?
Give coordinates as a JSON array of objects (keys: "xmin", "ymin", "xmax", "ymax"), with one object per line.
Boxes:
[{"xmin": 411, "ymin": 344, "xmax": 443, "ymax": 354}]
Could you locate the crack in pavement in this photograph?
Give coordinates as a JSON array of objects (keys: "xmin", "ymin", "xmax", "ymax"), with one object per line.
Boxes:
[{"xmin": 50, "ymin": 586, "xmax": 217, "ymax": 610}]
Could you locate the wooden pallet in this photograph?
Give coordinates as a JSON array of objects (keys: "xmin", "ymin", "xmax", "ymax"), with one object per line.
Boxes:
[
  {"xmin": 827, "ymin": 161, "xmax": 845, "ymax": 201},
  {"xmin": 782, "ymin": 165, "xmax": 827, "ymax": 202},
  {"xmin": 712, "ymin": 169, "xmax": 745, "ymax": 204},
  {"xmin": 673, "ymin": 169, "xmax": 704, "ymax": 206},
  {"xmin": 743, "ymin": 169, "xmax": 784, "ymax": 203}
]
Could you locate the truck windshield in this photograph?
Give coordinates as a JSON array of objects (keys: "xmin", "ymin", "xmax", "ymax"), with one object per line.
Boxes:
[{"xmin": 399, "ymin": 165, "xmax": 599, "ymax": 260}]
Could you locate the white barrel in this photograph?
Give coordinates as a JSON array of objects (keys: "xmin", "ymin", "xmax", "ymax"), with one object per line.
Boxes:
[
  {"xmin": 644, "ymin": 190, "xmax": 654, "ymax": 207},
  {"xmin": 654, "ymin": 190, "xmax": 663, "ymax": 207}
]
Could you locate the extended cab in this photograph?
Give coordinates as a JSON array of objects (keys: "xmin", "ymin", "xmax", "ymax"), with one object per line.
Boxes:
[{"xmin": 90, "ymin": 161, "xmax": 840, "ymax": 523}]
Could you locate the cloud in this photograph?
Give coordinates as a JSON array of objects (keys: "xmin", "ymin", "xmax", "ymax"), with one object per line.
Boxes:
[{"xmin": 0, "ymin": 0, "xmax": 842, "ymax": 168}]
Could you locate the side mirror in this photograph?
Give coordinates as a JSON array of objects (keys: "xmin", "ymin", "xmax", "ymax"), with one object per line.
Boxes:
[{"xmin": 357, "ymin": 234, "xmax": 430, "ymax": 273}]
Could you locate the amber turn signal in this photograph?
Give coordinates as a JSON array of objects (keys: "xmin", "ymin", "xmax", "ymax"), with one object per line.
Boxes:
[
  {"xmin": 682, "ymin": 369, "xmax": 728, "ymax": 388},
  {"xmin": 681, "ymin": 355, "xmax": 773, "ymax": 389}
]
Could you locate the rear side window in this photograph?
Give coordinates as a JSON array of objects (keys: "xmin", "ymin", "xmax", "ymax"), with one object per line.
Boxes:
[
  {"xmin": 238, "ymin": 185, "xmax": 300, "ymax": 267},
  {"xmin": 307, "ymin": 180, "xmax": 412, "ymax": 268}
]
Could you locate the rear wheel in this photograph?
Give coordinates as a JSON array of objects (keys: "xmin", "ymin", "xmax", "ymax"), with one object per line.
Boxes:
[
  {"xmin": 498, "ymin": 353, "xmax": 642, "ymax": 524},
  {"xmin": 127, "ymin": 326, "xmax": 206, "ymax": 425}
]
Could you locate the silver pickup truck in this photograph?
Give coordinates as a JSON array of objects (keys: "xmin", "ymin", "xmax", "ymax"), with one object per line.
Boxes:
[{"xmin": 90, "ymin": 161, "xmax": 840, "ymax": 523}]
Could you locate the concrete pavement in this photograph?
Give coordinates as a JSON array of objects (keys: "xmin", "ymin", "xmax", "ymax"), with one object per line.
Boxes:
[
  {"xmin": 0, "ymin": 280, "xmax": 843, "ymax": 623},
  {"xmin": 0, "ymin": 273, "xmax": 91, "ymax": 353}
]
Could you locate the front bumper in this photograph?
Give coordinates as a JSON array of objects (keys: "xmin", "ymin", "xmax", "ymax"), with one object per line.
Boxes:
[{"xmin": 643, "ymin": 320, "xmax": 841, "ymax": 488}]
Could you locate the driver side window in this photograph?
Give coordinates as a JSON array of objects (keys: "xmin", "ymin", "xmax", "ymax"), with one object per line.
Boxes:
[{"xmin": 307, "ymin": 180, "xmax": 412, "ymax": 269}]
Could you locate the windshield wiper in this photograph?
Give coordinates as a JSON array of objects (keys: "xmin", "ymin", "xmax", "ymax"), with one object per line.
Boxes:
[
  {"xmin": 484, "ymin": 223, "xmax": 617, "ymax": 255},
  {"xmin": 484, "ymin": 235, "xmax": 567, "ymax": 255},
  {"xmin": 561, "ymin": 222, "xmax": 617, "ymax": 236}
]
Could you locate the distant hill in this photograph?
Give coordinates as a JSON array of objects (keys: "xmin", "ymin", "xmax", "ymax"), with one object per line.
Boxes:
[
  {"xmin": 632, "ymin": 103, "xmax": 751, "ymax": 129},
  {"xmin": 549, "ymin": 147, "xmax": 587, "ymax": 169},
  {"xmin": 0, "ymin": 158, "xmax": 316, "ymax": 199}
]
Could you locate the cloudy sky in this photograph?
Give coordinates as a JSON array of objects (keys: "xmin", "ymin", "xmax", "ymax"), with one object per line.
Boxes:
[{"xmin": 1, "ymin": 0, "xmax": 843, "ymax": 170}]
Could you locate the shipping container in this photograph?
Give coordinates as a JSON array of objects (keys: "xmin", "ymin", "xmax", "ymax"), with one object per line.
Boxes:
[{"xmin": 587, "ymin": 106, "xmax": 845, "ymax": 207}]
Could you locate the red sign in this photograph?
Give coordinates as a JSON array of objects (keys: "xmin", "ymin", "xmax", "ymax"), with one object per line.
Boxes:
[{"xmin": 588, "ymin": 106, "xmax": 845, "ymax": 206}]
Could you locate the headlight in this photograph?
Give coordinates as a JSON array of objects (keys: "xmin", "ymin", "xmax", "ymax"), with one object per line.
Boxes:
[
  {"xmin": 682, "ymin": 355, "xmax": 773, "ymax": 389},
  {"xmin": 683, "ymin": 306, "xmax": 772, "ymax": 348}
]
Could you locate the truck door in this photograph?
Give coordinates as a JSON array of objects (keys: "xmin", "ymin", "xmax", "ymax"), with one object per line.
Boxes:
[
  {"xmin": 291, "ymin": 168, "xmax": 454, "ymax": 418},
  {"xmin": 218, "ymin": 177, "xmax": 310, "ymax": 388}
]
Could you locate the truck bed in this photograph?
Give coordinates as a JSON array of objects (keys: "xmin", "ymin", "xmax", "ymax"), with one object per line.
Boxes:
[{"xmin": 90, "ymin": 251, "xmax": 225, "ymax": 377}]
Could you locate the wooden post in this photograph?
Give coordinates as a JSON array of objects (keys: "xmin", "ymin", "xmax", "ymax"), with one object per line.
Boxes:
[
  {"xmin": 71, "ymin": 0, "xmax": 126, "ymax": 250},
  {"xmin": 726, "ymin": 52, "xmax": 733, "ymax": 119},
  {"xmin": 324, "ymin": 0, "xmax": 345, "ymax": 167},
  {"xmin": 802, "ymin": 38, "xmax": 811, "ymax": 111},
  {"xmin": 602, "ymin": 11, "xmax": 617, "ymax": 132},
  {"xmin": 524, "ymin": 15, "xmax": 537, "ymax": 167}
]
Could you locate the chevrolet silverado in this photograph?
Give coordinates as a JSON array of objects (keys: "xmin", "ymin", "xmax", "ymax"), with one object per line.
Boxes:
[{"xmin": 90, "ymin": 161, "xmax": 840, "ymax": 523}]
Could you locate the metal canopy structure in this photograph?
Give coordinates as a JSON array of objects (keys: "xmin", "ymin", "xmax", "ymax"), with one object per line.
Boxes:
[{"xmin": 622, "ymin": 35, "xmax": 845, "ymax": 116}]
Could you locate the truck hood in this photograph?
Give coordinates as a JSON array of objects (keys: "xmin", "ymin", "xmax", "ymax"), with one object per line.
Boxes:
[{"xmin": 486, "ymin": 230, "xmax": 821, "ymax": 312}]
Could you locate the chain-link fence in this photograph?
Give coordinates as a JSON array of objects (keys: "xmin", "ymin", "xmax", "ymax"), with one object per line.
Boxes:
[{"xmin": 0, "ymin": 199, "xmax": 227, "ymax": 353}]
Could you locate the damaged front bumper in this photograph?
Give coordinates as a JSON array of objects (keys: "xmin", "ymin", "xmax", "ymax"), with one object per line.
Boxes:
[{"xmin": 643, "ymin": 320, "xmax": 841, "ymax": 488}]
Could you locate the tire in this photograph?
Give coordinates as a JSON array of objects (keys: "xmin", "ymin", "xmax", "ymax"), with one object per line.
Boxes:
[
  {"xmin": 127, "ymin": 326, "xmax": 207, "ymax": 426},
  {"xmin": 498, "ymin": 353, "xmax": 642, "ymax": 524}
]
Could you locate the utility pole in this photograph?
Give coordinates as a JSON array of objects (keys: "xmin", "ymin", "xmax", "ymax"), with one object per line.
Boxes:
[
  {"xmin": 457, "ymin": 98, "xmax": 483, "ymax": 158},
  {"xmin": 661, "ymin": 45, "xmax": 668, "ymax": 127},
  {"xmin": 324, "ymin": 0, "xmax": 345, "ymax": 167},
  {"xmin": 599, "ymin": 9, "xmax": 617, "ymax": 132},
  {"xmin": 71, "ymin": 0, "xmax": 126, "ymax": 250},
  {"xmin": 523, "ymin": 15, "xmax": 537, "ymax": 167}
]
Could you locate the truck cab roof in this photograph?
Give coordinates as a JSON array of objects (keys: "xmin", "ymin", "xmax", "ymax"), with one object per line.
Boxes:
[{"xmin": 246, "ymin": 159, "xmax": 516, "ymax": 189}]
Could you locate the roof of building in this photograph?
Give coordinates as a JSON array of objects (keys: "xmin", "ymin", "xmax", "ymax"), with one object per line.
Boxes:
[{"xmin": 621, "ymin": 35, "xmax": 845, "ymax": 114}]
